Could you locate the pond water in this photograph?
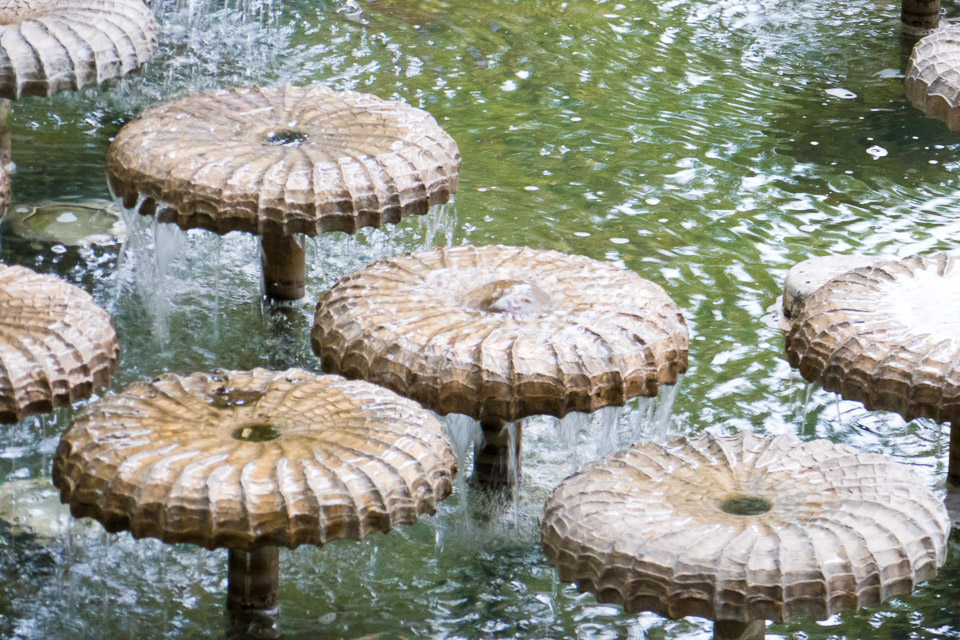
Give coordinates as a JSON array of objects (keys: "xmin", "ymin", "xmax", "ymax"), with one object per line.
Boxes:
[{"xmin": 1, "ymin": 0, "xmax": 959, "ymax": 638}]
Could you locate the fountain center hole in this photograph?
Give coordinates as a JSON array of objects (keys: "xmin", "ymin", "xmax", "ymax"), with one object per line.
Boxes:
[
  {"xmin": 266, "ymin": 129, "xmax": 309, "ymax": 146},
  {"xmin": 721, "ymin": 495, "xmax": 772, "ymax": 516},
  {"xmin": 232, "ymin": 423, "xmax": 281, "ymax": 442},
  {"xmin": 462, "ymin": 279, "xmax": 552, "ymax": 314}
]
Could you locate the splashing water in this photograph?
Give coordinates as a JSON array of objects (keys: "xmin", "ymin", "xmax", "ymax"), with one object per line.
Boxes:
[
  {"xmin": 421, "ymin": 201, "xmax": 459, "ymax": 249},
  {"xmin": 115, "ymin": 205, "xmax": 186, "ymax": 341}
]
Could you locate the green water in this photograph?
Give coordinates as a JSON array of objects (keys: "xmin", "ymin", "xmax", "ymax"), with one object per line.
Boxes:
[{"xmin": 1, "ymin": 0, "xmax": 959, "ymax": 637}]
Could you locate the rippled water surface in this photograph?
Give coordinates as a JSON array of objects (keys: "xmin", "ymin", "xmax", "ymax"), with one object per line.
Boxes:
[{"xmin": 1, "ymin": 0, "xmax": 959, "ymax": 637}]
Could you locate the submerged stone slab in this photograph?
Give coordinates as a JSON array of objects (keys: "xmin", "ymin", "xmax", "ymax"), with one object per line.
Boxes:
[{"xmin": 1, "ymin": 198, "xmax": 125, "ymax": 247}]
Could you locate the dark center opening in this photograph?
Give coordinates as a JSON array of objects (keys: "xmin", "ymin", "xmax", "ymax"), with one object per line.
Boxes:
[
  {"xmin": 721, "ymin": 495, "xmax": 772, "ymax": 516},
  {"xmin": 461, "ymin": 279, "xmax": 553, "ymax": 314},
  {"xmin": 266, "ymin": 129, "xmax": 309, "ymax": 146},
  {"xmin": 232, "ymin": 424, "xmax": 282, "ymax": 442}
]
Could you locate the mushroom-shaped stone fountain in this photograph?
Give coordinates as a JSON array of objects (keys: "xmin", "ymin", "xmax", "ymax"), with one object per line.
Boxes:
[
  {"xmin": 784, "ymin": 253, "xmax": 960, "ymax": 488},
  {"xmin": 540, "ymin": 431, "xmax": 950, "ymax": 640},
  {"xmin": 52, "ymin": 367, "xmax": 457, "ymax": 625},
  {"xmin": 106, "ymin": 84, "xmax": 461, "ymax": 301},
  {"xmin": 0, "ymin": 262, "xmax": 118, "ymax": 423},
  {"xmin": 906, "ymin": 25, "xmax": 960, "ymax": 130},
  {"xmin": 0, "ymin": 0, "xmax": 158, "ymax": 169},
  {"xmin": 312, "ymin": 244, "xmax": 689, "ymax": 486}
]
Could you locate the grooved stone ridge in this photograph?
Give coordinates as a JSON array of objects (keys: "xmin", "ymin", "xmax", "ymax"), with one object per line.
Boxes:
[
  {"xmin": 906, "ymin": 25, "xmax": 960, "ymax": 130},
  {"xmin": 0, "ymin": 0, "xmax": 158, "ymax": 99},
  {"xmin": 540, "ymin": 431, "xmax": 949, "ymax": 625},
  {"xmin": 312, "ymin": 244, "xmax": 689, "ymax": 423},
  {"xmin": 0, "ymin": 262, "xmax": 117, "ymax": 423},
  {"xmin": 53, "ymin": 368, "xmax": 457, "ymax": 551}
]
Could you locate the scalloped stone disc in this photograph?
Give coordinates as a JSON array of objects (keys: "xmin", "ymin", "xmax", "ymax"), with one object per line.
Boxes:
[
  {"xmin": 0, "ymin": 0, "xmax": 158, "ymax": 100},
  {"xmin": 53, "ymin": 368, "xmax": 457, "ymax": 551},
  {"xmin": 106, "ymin": 84, "xmax": 461, "ymax": 237},
  {"xmin": 906, "ymin": 25, "xmax": 960, "ymax": 131},
  {"xmin": 785, "ymin": 253, "xmax": 960, "ymax": 483},
  {"xmin": 312, "ymin": 244, "xmax": 689, "ymax": 423},
  {"xmin": 541, "ymin": 431, "xmax": 949, "ymax": 625},
  {"xmin": 0, "ymin": 263, "xmax": 118, "ymax": 423}
]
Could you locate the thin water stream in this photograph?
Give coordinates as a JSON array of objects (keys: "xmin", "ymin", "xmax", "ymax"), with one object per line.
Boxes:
[{"xmin": 1, "ymin": 0, "xmax": 959, "ymax": 638}]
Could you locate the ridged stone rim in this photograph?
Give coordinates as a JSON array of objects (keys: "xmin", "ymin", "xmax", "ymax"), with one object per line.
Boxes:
[
  {"xmin": 52, "ymin": 368, "xmax": 457, "ymax": 551},
  {"xmin": 0, "ymin": 263, "xmax": 118, "ymax": 423},
  {"xmin": 786, "ymin": 253, "xmax": 960, "ymax": 426},
  {"xmin": 0, "ymin": 0, "xmax": 158, "ymax": 100},
  {"xmin": 540, "ymin": 431, "xmax": 949, "ymax": 625},
  {"xmin": 106, "ymin": 84, "xmax": 461, "ymax": 237},
  {"xmin": 312, "ymin": 245, "xmax": 689, "ymax": 423},
  {"xmin": 906, "ymin": 25, "xmax": 960, "ymax": 131}
]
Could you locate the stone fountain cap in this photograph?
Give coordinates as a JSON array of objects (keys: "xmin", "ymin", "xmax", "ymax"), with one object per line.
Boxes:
[
  {"xmin": 0, "ymin": 0, "xmax": 158, "ymax": 100},
  {"xmin": 52, "ymin": 368, "xmax": 458, "ymax": 551},
  {"xmin": 106, "ymin": 84, "xmax": 461, "ymax": 237},
  {"xmin": 540, "ymin": 431, "xmax": 949, "ymax": 625},
  {"xmin": 0, "ymin": 263, "xmax": 118, "ymax": 423},
  {"xmin": 312, "ymin": 244, "xmax": 689, "ymax": 423},
  {"xmin": 906, "ymin": 25, "xmax": 960, "ymax": 130},
  {"xmin": 786, "ymin": 253, "xmax": 960, "ymax": 427},
  {"xmin": 1, "ymin": 197, "xmax": 124, "ymax": 247}
]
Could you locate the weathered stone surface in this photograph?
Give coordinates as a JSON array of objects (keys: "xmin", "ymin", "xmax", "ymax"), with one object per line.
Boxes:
[
  {"xmin": 0, "ymin": 0, "xmax": 158, "ymax": 100},
  {"xmin": 313, "ymin": 245, "xmax": 689, "ymax": 423},
  {"xmin": 781, "ymin": 254, "xmax": 880, "ymax": 321},
  {"xmin": 106, "ymin": 84, "xmax": 461, "ymax": 237},
  {"xmin": 906, "ymin": 25, "xmax": 960, "ymax": 130},
  {"xmin": 0, "ymin": 263, "xmax": 117, "ymax": 423},
  {"xmin": 541, "ymin": 431, "xmax": 949, "ymax": 625},
  {"xmin": 53, "ymin": 368, "xmax": 457, "ymax": 551}
]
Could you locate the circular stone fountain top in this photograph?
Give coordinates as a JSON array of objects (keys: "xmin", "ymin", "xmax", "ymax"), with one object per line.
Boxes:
[
  {"xmin": 53, "ymin": 368, "xmax": 457, "ymax": 550},
  {"xmin": 106, "ymin": 84, "xmax": 461, "ymax": 237},
  {"xmin": 540, "ymin": 431, "xmax": 949, "ymax": 626},
  {"xmin": 786, "ymin": 253, "xmax": 960, "ymax": 427},
  {"xmin": 0, "ymin": 262, "xmax": 118, "ymax": 423},
  {"xmin": 312, "ymin": 244, "xmax": 689, "ymax": 423},
  {"xmin": 0, "ymin": 0, "xmax": 158, "ymax": 100},
  {"xmin": 906, "ymin": 25, "xmax": 960, "ymax": 131}
]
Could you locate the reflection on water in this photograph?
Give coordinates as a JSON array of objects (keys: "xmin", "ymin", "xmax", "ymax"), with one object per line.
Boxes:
[{"xmin": 0, "ymin": 0, "xmax": 958, "ymax": 637}]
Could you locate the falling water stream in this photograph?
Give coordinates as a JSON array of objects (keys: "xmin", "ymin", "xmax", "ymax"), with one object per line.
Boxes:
[{"xmin": 1, "ymin": 0, "xmax": 959, "ymax": 637}]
